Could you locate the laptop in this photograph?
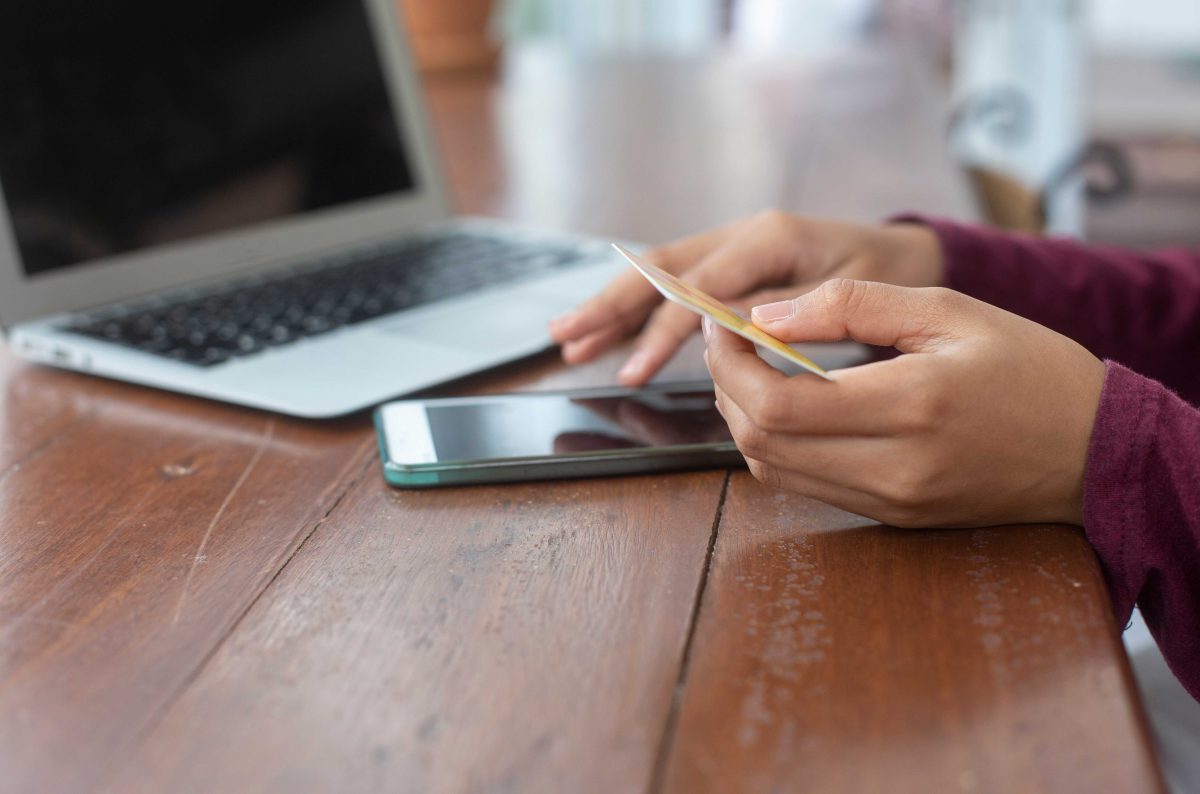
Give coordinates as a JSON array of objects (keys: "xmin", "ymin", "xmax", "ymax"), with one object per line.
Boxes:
[{"xmin": 0, "ymin": 0, "xmax": 624, "ymax": 417}]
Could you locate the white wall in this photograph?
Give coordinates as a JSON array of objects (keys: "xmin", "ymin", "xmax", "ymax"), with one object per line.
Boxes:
[{"xmin": 1090, "ymin": 0, "xmax": 1200, "ymax": 54}]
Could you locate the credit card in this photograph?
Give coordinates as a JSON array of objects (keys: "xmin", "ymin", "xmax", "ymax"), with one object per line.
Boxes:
[{"xmin": 612, "ymin": 244, "xmax": 832, "ymax": 380}]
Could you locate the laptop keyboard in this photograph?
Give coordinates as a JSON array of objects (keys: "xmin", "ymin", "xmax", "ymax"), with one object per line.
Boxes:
[{"xmin": 66, "ymin": 231, "xmax": 592, "ymax": 367}]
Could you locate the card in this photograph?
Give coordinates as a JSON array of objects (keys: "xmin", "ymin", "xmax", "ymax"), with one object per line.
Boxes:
[{"xmin": 612, "ymin": 244, "xmax": 832, "ymax": 380}]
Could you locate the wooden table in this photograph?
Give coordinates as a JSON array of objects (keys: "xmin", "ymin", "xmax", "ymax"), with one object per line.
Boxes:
[{"xmin": 0, "ymin": 46, "xmax": 1163, "ymax": 793}]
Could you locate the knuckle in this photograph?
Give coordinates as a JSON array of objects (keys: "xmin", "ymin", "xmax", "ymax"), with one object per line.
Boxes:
[
  {"xmin": 878, "ymin": 469, "xmax": 929, "ymax": 513},
  {"xmin": 923, "ymin": 286, "xmax": 961, "ymax": 309},
  {"xmin": 918, "ymin": 286, "xmax": 967, "ymax": 327},
  {"xmin": 750, "ymin": 390, "xmax": 794, "ymax": 432},
  {"xmin": 643, "ymin": 246, "xmax": 672, "ymax": 271},
  {"xmin": 876, "ymin": 454, "xmax": 945, "ymax": 518},
  {"xmin": 817, "ymin": 277, "xmax": 869, "ymax": 315},
  {"xmin": 752, "ymin": 208, "xmax": 792, "ymax": 234},
  {"xmin": 734, "ymin": 423, "xmax": 773, "ymax": 460},
  {"xmin": 745, "ymin": 458, "xmax": 783, "ymax": 490}
]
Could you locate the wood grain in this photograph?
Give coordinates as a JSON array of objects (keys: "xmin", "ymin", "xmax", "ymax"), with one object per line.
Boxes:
[
  {"xmin": 659, "ymin": 473, "xmax": 1164, "ymax": 793},
  {"xmin": 109, "ymin": 471, "xmax": 728, "ymax": 793},
  {"xmin": 0, "ymin": 350, "xmax": 376, "ymax": 794},
  {"xmin": 0, "ymin": 351, "xmax": 95, "ymax": 476}
]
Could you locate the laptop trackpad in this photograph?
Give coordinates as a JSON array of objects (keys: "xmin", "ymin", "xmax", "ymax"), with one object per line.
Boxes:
[{"xmin": 379, "ymin": 299, "xmax": 555, "ymax": 353}]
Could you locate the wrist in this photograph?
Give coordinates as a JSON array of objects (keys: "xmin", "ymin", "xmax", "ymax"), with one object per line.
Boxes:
[
  {"xmin": 1054, "ymin": 354, "xmax": 1108, "ymax": 526},
  {"xmin": 874, "ymin": 223, "xmax": 944, "ymax": 288}
]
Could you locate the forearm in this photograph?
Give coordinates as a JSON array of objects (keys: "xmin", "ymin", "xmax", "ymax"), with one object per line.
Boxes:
[
  {"xmin": 895, "ymin": 216, "xmax": 1200, "ymax": 402},
  {"xmin": 1085, "ymin": 363, "xmax": 1200, "ymax": 700}
]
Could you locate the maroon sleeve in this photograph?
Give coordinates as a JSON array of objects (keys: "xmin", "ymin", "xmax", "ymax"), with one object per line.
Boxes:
[
  {"xmin": 1086, "ymin": 362, "xmax": 1200, "ymax": 701},
  {"xmin": 893, "ymin": 215, "xmax": 1200, "ymax": 403}
]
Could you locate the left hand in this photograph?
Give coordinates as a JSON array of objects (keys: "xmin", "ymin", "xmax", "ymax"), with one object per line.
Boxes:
[{"xmin": 703, "ymin": 279, "xmax": 1107, "ymax": 528}]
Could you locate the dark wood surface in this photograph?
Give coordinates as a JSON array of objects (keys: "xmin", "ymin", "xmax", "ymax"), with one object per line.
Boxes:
[
  {"xmin": 0, "ymin": 46, "xmax": 1163, "ymax": 793},
  {"xmin": 662, "ymin": 478, "xmax": 1158, "ymax": 793}
]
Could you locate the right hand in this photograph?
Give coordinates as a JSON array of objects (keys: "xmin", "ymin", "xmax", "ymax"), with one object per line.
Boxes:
[
  {"xmin": 547, "ymin": 210, "xmax": 945, "ymax": 385},
  {"xmin": 702, "ymin": 279, "xmax": 1106, "ymax": 528}
]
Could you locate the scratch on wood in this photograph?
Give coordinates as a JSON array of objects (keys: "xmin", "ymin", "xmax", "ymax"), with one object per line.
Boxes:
[{"xmin": 172, "ymin": 418, "xmax": 276, "ymax": 626}]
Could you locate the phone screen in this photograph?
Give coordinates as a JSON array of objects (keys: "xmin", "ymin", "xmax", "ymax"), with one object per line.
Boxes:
[
  {"xmin": 378, "ymin": 384, "xmax": 731, "ymax": 464},
  {"xmin": 422, "ymin": 388, "xmax": 730, "ymax": 461},
  {"xmin": 376, "ymin": 384, "xmax": 741, "ymax": 486}
]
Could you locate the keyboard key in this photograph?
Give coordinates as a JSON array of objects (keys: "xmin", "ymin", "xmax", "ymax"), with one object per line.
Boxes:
[{"xmin": 66, "ymin": 231, "xmax": 591, "ymax": 367}]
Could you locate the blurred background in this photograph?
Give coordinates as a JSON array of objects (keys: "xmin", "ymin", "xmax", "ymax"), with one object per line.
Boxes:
[{"xmin": 400, "ymin": 0, "xmax": 1200, "ymax": 247}]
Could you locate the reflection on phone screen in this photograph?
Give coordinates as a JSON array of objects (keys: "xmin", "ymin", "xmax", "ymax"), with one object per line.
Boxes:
[{"xmin": 424, "ymin": 391, "xmax": 732, "ymax": 461}]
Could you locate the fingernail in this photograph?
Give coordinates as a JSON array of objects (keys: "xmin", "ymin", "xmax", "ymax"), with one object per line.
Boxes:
[
  {"xmin": 751, "ymin": 300, "xmax": 794, "ymax": 323},
  {"xmin": 702, "ymin": 316, "xmax": 714, "ymax": 339},
  {"xmin": 548, "ymin": 312, "xmax": 574, "ymax": 332},
  {"xmin": 618, "ymin": 351, "xmax": 650, "ymax": 381},
  {"xmin": 714, "ymin": 398, "xmax": 724, "ymax": 418}
]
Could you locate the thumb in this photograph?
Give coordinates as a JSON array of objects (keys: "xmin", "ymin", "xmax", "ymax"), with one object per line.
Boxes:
[{"xmin": 749, "ymin": 279, "xmax": 964, "ymax": 353}]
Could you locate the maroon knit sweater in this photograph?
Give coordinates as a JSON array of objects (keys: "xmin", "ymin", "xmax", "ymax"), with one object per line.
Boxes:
[{"xmin": 907, "ymin": 217, "xmax": 1200, "ymax": 701}]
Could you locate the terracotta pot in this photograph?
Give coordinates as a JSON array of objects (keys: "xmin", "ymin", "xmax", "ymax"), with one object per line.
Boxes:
[{"xmin": 398, "ymin": 0, "xmax": 500, "ymax": 74}]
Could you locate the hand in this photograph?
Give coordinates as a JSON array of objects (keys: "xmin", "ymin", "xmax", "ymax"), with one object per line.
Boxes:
[
  {"xmin": 703, "ymin": 279, "xmax": 1107, "ymax": 528},
  {"xmin": 548, "ymin": 211, "xmax": 943, "ymax": 385}
]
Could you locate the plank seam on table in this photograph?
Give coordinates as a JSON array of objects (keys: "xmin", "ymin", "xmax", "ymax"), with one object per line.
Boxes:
[
  {"xmin": 100, "ymin": 434, "xmax": 379, "ymax": 785},
  {"xmin": 648, "ymin": 470, "xmax": 732, "ymax": 794}
]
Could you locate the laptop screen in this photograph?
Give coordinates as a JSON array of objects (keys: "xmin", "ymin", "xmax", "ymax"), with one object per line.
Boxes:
[{"xmin": 0, "ymin": 0, "xmax": 416, "ymax": 278}]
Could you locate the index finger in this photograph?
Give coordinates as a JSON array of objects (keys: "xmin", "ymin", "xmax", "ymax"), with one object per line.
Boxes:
[
  {"xmin": 704, "ymin": 324, "xmax": 906, "ymax": 437},
  {"xmin": 549, "ymin": 223, "xmax": 741, "ymax": 346},
  {"xmin": 618, "ymin": 223, "xmax": 814, "ymax": 383}
]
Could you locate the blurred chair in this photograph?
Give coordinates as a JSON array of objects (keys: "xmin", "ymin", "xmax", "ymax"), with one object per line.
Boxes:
[
  {"xmin": 965, "ymin": 166, "xmax": 1045, "ymax": 234},
  {"xmin": 965, "ymin": 142, "xmax": 1134, "ymax": 236},
  {"xmin": 1085, "ymin": 134, "xmax": 1200, "ymax": 249}
]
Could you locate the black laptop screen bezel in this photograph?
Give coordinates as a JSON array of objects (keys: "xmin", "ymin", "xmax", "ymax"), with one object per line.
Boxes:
[{"xmin": 0, "ymin": 0, "xmax": 450, "ymax": 330}]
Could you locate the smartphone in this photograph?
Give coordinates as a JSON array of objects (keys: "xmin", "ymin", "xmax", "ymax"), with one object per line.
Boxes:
[{"xmin": 374, "ymin": 381, "xmax": 742, "ymax": 487}]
